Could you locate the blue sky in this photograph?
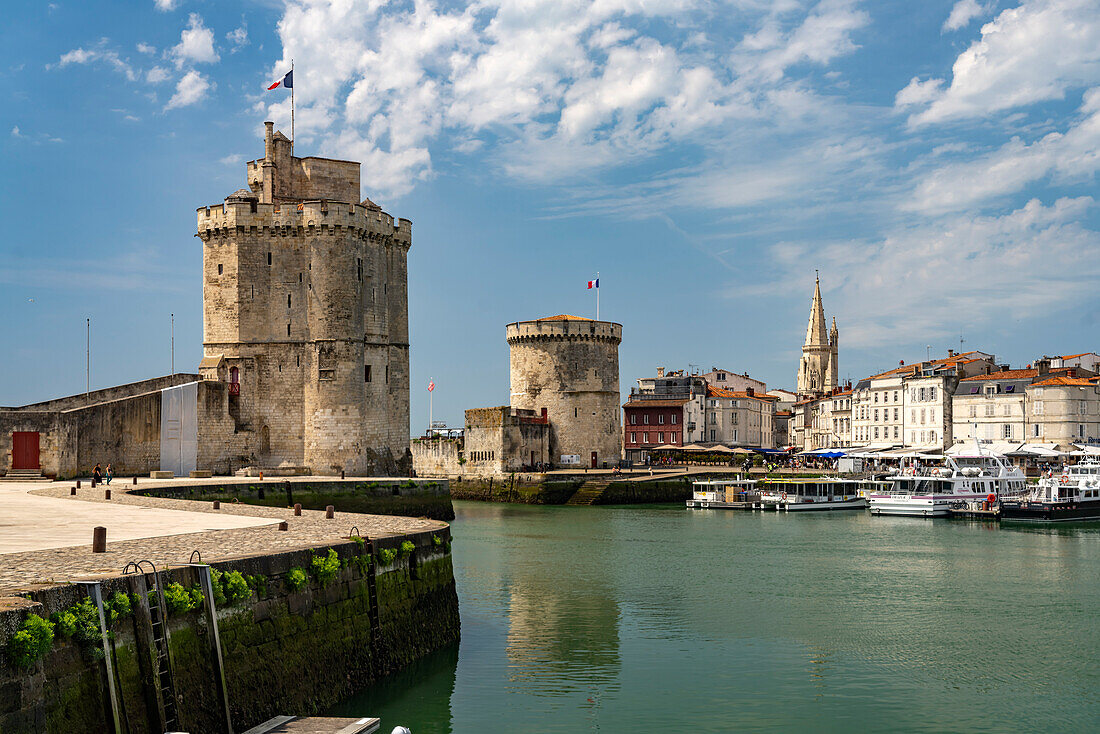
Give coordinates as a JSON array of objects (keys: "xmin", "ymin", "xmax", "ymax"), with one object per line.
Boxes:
[{"xmin": 2, "ymin": 0, "xmax": 1099, "ymax": 432}]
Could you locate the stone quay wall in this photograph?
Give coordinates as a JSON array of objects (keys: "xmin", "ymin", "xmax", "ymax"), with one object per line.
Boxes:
[
  {"xmin": 0, "ymin": 531, "xmax": 458, "ymax": 734},
  {"xmin": 134, "ymin": 477, "xmax": 455, "ymax": 522},
  {"xmin": 507, "ymin": 319, "xmax": 622, "ymax": 468}
]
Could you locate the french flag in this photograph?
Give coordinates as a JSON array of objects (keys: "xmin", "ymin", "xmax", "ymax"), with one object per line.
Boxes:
[
  {"xmin": 267, "ymin": 70, "xmax": 293, "ymax": 91},
  {"xmin": 587, "ymin": 278, "xmax": 599, "ymax": 289}
]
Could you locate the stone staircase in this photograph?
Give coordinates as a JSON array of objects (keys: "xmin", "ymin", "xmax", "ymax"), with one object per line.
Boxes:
[
  {"xmin": 565, "ymin": 478, "xmax": 612, "ymax": 506},
  {"xmin": 1, "ymin": 469, "xmax": 49, "ymax": 482}
]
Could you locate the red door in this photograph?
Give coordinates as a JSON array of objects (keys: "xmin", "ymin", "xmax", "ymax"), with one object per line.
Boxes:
[
  {"xmin": 12, "ymin": 432, "xmax": 40, "ymax": 470},
  {"xmin": 591, "ymin": 451, "xmax": 598, "ymax": 469}
]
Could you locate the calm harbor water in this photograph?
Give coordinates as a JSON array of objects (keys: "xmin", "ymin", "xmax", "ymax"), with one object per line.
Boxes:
[{"xmin": 328, "ymin": 502, "xmax": 1100, "ymax": 732}]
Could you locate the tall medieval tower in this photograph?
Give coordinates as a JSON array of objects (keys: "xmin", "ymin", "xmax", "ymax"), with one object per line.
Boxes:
[
  {"xmin": 196, "ymin": 122, "xmax": 411, "ymax": 475},
  {"xmin": 796, "ymin": 274, "xmax": 839, "ymax": 398},
  {"xmin": 507, "ymin": 316, "xmax": 622, "ymax": 467}
]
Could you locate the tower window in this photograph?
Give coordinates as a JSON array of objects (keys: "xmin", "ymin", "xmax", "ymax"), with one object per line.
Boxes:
[
  {"xmin": 357, "ymin": 258, "xmax": 362, "ymax": 282},
  {"xmin": 299, "ymin": 273, "xmax": 303, "ymax": 283},
  {"xmin": 267, "ymin": 252, "xmax": 272, "ymax": 265},
  {"xmin": 386, "ymin": 366, "xmax": 389, "ymax": 383},
  {"xmin": 218, "ymin": 264, "xmax": 223, "ymax": 275},
  {"xmin": 287, "ymin": 322, "xmax": 291, "ymax": 336},
  {"xmin": 287, "ymin": 293, "xmax": 292, "ymax": 308},
  {"xmin": 365, "ymin": 365, "xmax": 372, "ymax": 382},
  {"xmin": 296, "ymin": 354, "xmax": 300, "ymax": 367}
]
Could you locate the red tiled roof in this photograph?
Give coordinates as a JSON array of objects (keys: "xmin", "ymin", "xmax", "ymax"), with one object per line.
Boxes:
[
  {"xmin": 960, "ymin": 368, "xmax": 1040, "ymax": 381},
  {"xmin": 539, "ymin": 314, "xmax": 591, "ymax": 322},
  {"xmin": 707, "ymin": 386, "xmax": 777, "ymax": 401},
  {"xmin": 623, "ymin": 399, "xmax": 688, "ymax": 408},
  {"xmin": 1031, "ymin": 376, "xmax": 1098, "ymax": 387},
  {"xmin": 1057, "ymin": 352, "xmax": 1097, "ymax": 359}
]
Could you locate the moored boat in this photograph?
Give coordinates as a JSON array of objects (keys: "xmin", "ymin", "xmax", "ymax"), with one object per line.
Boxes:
[
  {"xmin": 869, "ymin": 452, "xmax": 1026, "ymax": 518},
  {"xmin": 1001, "ymin": 462, "xmax": 1100, "ymax": 522},
  {"xmin": 686, "ymin": 478, "xmax": 761, "ymax": 509},
  {"xmin": 760, "ymin": 479, "xmax": 870, "ymax": 511}
]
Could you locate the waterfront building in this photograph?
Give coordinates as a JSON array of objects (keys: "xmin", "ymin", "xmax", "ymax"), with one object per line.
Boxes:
[
  {"xmin": 699, "ymin": 368, "xmax": 767, "ymax": 394},
  {"xmin": 773, "ymin": 409, "xmax": 792, "ymax": 449},
  {"xmin": 1026, "ymin": 374, "xmax": 1100, "ymax": 444},
  {"xmin": 851, "ymin": 351, "xmax": 998, "ymax": 450},
  {"xmin": 796, "ymin": 275, "xmax": 839, "ymax": 398},
  {"xmin": 951, "ymin": 367, "xmax": 1050, "ymax": 444},
  {"xmin": 623, "ymin": 369, "xmax": 705, "ymax": 462},
  {"xmin": 1045, "ymin": 352, "xmax": 1100, "ymax": 373},
  {"xmin": 790, "ymin": 386, "xmax": 852, "ymax": 451},
  {"xmin": 696, "ymin": 386, "xmax": 777, "ymax": 448}
]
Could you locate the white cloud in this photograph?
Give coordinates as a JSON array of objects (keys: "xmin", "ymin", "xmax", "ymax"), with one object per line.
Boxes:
[
  {"xmin": 146, "ymin": 66, "xmax": 170, "ymax": 84},
  {"xmin": 171, "ymin": 13, "xmax": 218, "ymax": 69},
  {"xmin": 165, "ymin": 69, "xmax": 210, "ymax": 109},
  {"xmin": 11, "ymin": 125, "xmax": 22, "ymax": 138},
  {"xmin": 903, "ymin": 0, "xmax": 1100, "ymax": 126},
  {"xmin": 219, "ymin": 153, "xmax": 243, "ymax": 166},
  {"xmin": 266, "ymin": 0, "xmax": 868, "ymax": 199},
  {"xmin": 226, "ymin": 25, "xmax": 248, "ymax": 51},
  {"xmin": 55, "ymin": 42, "xmax": 136, "ymax": 81},
  {"xmin": 155, "ymin": 0, "xmax": 180, "ymax": 11},
  {"xmin": 895, "ymin": 76, "xmax": 943, "ymax": 107},
  {"xmin": 942, "ymin": 0, "xmax": 991, "ymax": 32},
  {"xmin": 905, "ymin": 89, "xmax": 1100, "ymax": 213},
  {"xmin": 768, "ymin": 197, "xmax": 1100, "ymax": 347},
  {"xmin": 732, "ymin": 0, "xmax": 870, "ymax": 83},
  {"xmin": 137, "ymin": 42, "xmax": 156, "ymax": 55}
]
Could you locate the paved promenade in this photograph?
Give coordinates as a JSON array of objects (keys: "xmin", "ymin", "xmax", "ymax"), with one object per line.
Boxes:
[{"xmin": 0, "ymin": 477, "xmax": 446, "ymax": 593}]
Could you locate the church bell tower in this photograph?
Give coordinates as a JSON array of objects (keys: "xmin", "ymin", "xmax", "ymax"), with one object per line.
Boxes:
[{"xmin": 796, "ymin": 273, "xmax": 838, "ymax": 398}]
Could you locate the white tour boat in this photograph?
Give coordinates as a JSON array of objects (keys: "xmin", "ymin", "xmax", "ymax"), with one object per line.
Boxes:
[
  {"xmin": 1001, "ymin": 461, "xmax": 1100, "ymax": 522},
  {"xmin": 686, "ymin": 478, "xmax": 760, "ymax": 509},
  {"xmin": 759, "ymin": 479, "xmax": 870, "ymax": 511},
  {"xmin": 868, "ymin": 452, "xmax": 1026, "ymax": 518}
]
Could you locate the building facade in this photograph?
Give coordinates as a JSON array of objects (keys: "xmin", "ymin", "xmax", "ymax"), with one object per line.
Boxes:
[
  {"xmin": 796, "ymin": 275, "xmax": 839, "ymax": 397},
  {"xmin": 507, "ymin": 315, "xmax": 622, "ymax": 468},
  {"xmin": 695, "ymin": 386, "xmax": 777, "ymax": 448},
  {"xmin": 197, "ymin": 122, "xmax": 411, "ymax": 475}
]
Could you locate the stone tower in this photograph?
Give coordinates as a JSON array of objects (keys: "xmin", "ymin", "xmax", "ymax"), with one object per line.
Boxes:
[
  {"xmin": 796, "ymin": 274, "xmax": 839, "ymax": 397},
  {"xmin": 196, "ymin": 122, "xmax": 411, "ymax": 475},
  {"xmin": 507, "ymin": 315, "xmax": 622, "ymax": 468}
]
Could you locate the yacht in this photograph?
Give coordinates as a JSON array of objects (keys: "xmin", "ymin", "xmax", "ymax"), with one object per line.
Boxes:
[
  {"xmin": 868, "ymin": 453, "xmax": 1026, "ymax": 518},
  {"xmin": 759, "ymin": 479, "xmax": 870, "ymax": 511},
  {"xmin": 1001, "ymin": 462, "xmax": 1100, "ymax": 522},
  {"xmin": 686, "ymin": 478, "xmax": 760, "ymax": 509}
]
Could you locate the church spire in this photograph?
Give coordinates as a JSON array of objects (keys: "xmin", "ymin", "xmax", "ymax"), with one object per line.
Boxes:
[{"xmin": 804, "ymin": 271, "xmax": 828, "ymax": 348}]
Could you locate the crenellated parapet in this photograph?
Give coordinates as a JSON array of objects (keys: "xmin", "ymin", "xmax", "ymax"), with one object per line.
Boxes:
[
  {"xmin": 506, "ymin": 317, "xmax": 622, "ymax": 346},
  {"xmin": 196, "ymin": 199, "xmax": 412, "ymax": 249}
]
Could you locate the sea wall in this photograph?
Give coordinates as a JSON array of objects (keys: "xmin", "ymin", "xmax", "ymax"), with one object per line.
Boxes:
[
  {"xmin": 595, "ymin": 479, "xmax": 692, "ymax": 504},
  {"xmin": 450, "ymin": 477, "xmax": 580, "ymax": 504},
  {"xmin": 135, "ymin": 478, "xmax": 455, "ymax": 521},
  {"xmin": 0, "ymin": 530, "xmax": 458, "ymax": 733}
]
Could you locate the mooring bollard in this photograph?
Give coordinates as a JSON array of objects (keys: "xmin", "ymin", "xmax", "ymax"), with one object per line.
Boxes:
[
  {"xmin": 132, "ymin": 476, "xmax": 137, "ymax": 485},
  {"xmin": 278, "ymin": 521, "xmax": 288, "ymax": 531},
  {"xmin": 325, "ymin": 505, "xmax": 334, "ymax": 519},
  {"xmin": 341, "ymin": 470, "xmax": 346, "ymax": 480},
  {"xmin": 76, "ymin": 479, "xmax": 81, "ymax": 489},
  {"xmin": 294, "ymin": 503, "xmax": 302, "ymax": 516},
  {"xmin": 212, "ymin": 500, "xmax": 221, "ymax": 509},
  {"xmin": 92, "ymin": 526, "xmax": 107, "ymax": 553},
  {"xmin": 104, "ymin": 489, "xmax": 111, "ymax": 500},
  {"xmin": 70, "ymin": 487, "xmax": 77, "ymax": 495},
  {"xmin": 259, "ymin": 471, "xmax": 264, "ymax": 480}
]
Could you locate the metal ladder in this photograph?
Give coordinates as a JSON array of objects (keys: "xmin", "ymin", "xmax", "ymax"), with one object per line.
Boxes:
[{"xmin": 125, "ymin": 561, "xmax": 179, "ymax": 732}]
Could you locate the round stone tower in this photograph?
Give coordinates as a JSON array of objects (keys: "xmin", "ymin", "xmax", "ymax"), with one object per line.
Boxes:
[{"xmin": 506, "ymin": 315, "xmax": 622, "ymax": 468}]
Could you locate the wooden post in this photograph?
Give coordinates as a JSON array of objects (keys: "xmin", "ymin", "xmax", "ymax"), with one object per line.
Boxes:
[
  {"xmin": 92, "ymin": 526, "xmax": 107, "ymax": 552},
  {"xmin": 325, "ymin": 505, "xmax": 334, "ymax": 519},
  {"xmin": 278, "ymin": 521, "xmax": 288, "ymax": 531},
  {"xmin": 294, "ymin": 503, "xmax": 302, "ymax": 516}
]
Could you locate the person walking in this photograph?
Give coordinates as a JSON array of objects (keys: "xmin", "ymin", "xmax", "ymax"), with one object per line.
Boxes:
[
  {"xmin": 104, "ymin": 464, "xmax": 113, "ymax": 485},
  {"xmin": 92, "ymin": 463, "xmax": 102, "ymax": 485}
]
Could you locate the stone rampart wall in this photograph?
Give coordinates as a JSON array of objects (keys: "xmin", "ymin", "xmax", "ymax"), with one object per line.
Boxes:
[{"xmin": 0, "ymin": 531, "xmax": 458, "ymax": 733}]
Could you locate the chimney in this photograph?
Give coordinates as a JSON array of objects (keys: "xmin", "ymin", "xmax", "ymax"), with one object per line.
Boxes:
[
  {"xmin": 746, "ymin": 387, "xmax": 755, "ymax": 396},
  {"xmin": 657, "ymin": 367, "xmax": 665, "ymax": 378},
  {"xmin": 899, "ymin": 359, "xmax": 905, "ymax": 366},
  {"xmin": 264, "ymin": 121, "xmax": 275, "ymax": 161},
  {"xmin": 1037, "ymin": 358, "xmax": 1050, "ymax": 376},
  {"xmin": 948, "ymin": 349, "xmax": 954, "ymax": 357}
]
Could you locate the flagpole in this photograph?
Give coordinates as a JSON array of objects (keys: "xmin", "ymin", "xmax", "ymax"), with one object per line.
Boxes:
[
  {"xmin": 596, "ymin": 271, "xmax": 600, "ymax": 321},
  {"xmin": 290, "ymin": 59, "xmax": 295, "ymax": 156},
  {"xmin": 429, "ymin": 379, "xmax": 433, "ymax": 436}
]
